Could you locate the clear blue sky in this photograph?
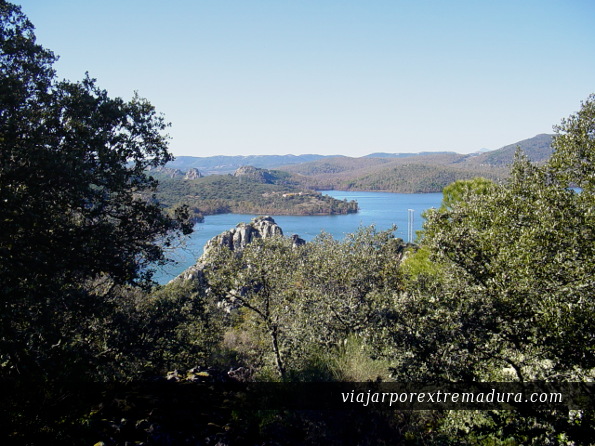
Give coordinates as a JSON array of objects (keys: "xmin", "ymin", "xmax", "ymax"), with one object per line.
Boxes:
[{"xmin": 16, "ymin": 0, "xmax": 595, "ymax": 157}]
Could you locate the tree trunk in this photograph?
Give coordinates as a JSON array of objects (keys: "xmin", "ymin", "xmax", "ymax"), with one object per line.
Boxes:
[{"xmin": 269, "ymin": 325, "xmax": 285, "ymax": 379}]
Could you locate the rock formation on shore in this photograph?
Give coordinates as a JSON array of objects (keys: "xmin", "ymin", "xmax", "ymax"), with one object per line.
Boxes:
[
  {"xmin": 203, "ymin": 215, "xmax": 283, "ymax": 254},
  {"xmin": 173, "ymin": 216, "xmax": 304, "ymax": 283}
]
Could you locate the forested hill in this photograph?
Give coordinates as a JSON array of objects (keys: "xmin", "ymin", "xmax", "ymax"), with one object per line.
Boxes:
[
  {"xmin": 276, "ymin": 134, "xmax": 554, "ymax": 192},
  {"xmin": 465, "ymin": 133, "xmax": 554, "ymax": 166},
  {"xmin": 153, "ymin": 166, "xmax": 358, "ymax": 219},
  {"xmin": 166, "ymin": 134, "xmax": 554, "ymax": 193}
]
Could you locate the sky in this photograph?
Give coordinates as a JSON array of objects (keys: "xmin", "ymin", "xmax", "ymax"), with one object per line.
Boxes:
[{"xmin": 16, "ymin": 0, "xmax": 595, "ymax": 157}]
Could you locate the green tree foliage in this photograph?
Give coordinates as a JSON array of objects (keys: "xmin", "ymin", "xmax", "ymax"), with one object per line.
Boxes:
[
  {"xmin": 406, "ymin": 136, "xmax": 595, "ymax": 384},
  {"xmin": 299, "ymin": 228, "xmax": 404, "ymax": 346},
  {"xmin": 203, "ymin": 227, "xmax": 406, "ymax": 380},
  {"xmin": 389, "ymin": 96, "xmax": 595, "ymax": 443},
  {"xmin": 117, "ymin": 280, "xmax": 222, "ymax": 375},
  {"xmin": 0, "ymin": 1, "xmax": 191, "ymax": 382},
  {"xmin": 549, "ymin": 93, "xmax": 595, "ymax": 192},
  {"xmin": 439, "ymin": 177, "xmax": 496, "ymax": 210},
  {"xmin": 205, "ymin": 236, "xmax": 300, "ymax": 378},
  {"xmin": 155, "ymin": 174, "xmax": 358, "ymax": 217}
]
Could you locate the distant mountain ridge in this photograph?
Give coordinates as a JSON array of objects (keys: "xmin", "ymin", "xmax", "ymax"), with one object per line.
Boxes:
[
  {"xmin": 168, "ymin": 134, "xmax": 554, "ymax": 175},
  {"xmin": 162, "ymin": 134, "xmax": 554, "ymax": 193},
  {"xmin": 274, "ymin": 134, "xmax": 554, "ymax": 193},
  {"xmin": 363, "ymin": 151, "xmax": 459, "ymax": 159},
  {"xmin": 166, "ymin": 154, "xmax": 333, "ymax": 175},
  {"xmin": 355, "ymin": 134, "xmax": 554, "ymax": 166},
  {"xmin": 467, "ymin": 133, "xmax": 554, "ymax": 166}
]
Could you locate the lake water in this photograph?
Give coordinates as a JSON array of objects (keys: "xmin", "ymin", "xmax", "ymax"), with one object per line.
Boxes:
[{"xmin": 153, "ymin": 190, "xmax": 443, "ymax": 283}]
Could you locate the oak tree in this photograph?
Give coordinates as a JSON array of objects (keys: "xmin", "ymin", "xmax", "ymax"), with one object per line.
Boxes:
[{"xmin": 0, "ymin": 1, "xmax": 191, "ymax": 381}]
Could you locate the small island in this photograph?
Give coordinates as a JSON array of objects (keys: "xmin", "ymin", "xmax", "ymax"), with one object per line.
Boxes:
[{"xmin": 150, "ymin": 165, "xmax": 358, "ymax": 221}]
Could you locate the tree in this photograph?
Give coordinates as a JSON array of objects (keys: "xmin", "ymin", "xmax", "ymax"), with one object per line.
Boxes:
[
  {"xmin": 0, "ymin": 1, "xmax": 191, "ymax": 382},
  {"xmin": 400, "ymin": 148, "xmax": 595, "ymax": 381},
  {"xmin": 548, "ymin": 93, "xmax": 595, "ymax": 192},
  {"xmin": 439, "ymin": 177, "xmax": 496, "ymax": 210},
  {"xmin": 205, "ymin": 235, "xmax": 301, "ymax": 378},
  {"xmin": 299, "ymin": 228, "xmax": 405, "ymax": 345},
  {"xmin": 388, "ymin": 97, "xmax": 595, "ymax": 444},
  {"xmin": 203, "ymin": 226, "xmax": 407, "ymax": 380}
]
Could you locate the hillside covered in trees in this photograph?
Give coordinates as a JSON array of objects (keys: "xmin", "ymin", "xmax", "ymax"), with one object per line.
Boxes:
[
  {"xmin": 160, "ymin": 134, "xmax": 554, "ymax": 194},
  {"xmin": 152, "ymin": 165, "xmax": 358, "ymax": 218},
  {"xmin": 1, "ymin": 3, "xmax": 594, "ymax": 444},
  {"xmin": 152, "ymin": 134, "xmax": 552, "ymax": 195},
  {"xmin": 276, "ymin": 134, "xmax": 553, "ymax": 192},
  {"xmin": 151, "ymin": 138, "xmax": 553, "ymax": 207}
]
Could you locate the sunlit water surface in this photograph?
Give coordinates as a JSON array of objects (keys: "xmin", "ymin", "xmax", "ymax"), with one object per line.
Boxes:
[{"xmin": 153, "ymin": 190, "xmax": 443, "ymax": 284}]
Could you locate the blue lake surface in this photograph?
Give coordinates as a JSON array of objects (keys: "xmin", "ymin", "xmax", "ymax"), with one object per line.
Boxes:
[{"xmin": 153, "ymin": 190, "xmax": 443, "ymax": 284}]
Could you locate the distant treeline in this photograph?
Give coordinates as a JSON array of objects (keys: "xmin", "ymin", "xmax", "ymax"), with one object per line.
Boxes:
[
  {"xmin": 154, "ymin": 172, "xmax": 358, "ymax": 218},
  {"xmin": 276, "ymin": 143, "xmax": 553, "ymax": 192},
  {"xmin": 289, "ymin": 163, "xmax": 508, "ymax": 193},
  {"xmin": 159, "ymin": 134, "xmax": 553, "ymax": 193}
]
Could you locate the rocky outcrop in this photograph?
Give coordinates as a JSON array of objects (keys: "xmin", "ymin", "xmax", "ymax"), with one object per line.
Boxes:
[
  {"xmin": 203, "ymin": 216, "xmax": 283, "ymax": 254},
  {"xmin": 173, "ymin": 216, "xmax": 299, "ymax": 283},
  {"xmin": 147, "ymin": 166, "xmax": 202, "ymax": 179},
  {"xmin": 184, "ymin": 168, "xmax": 202, "ymax": 180},
  {"xmin": 290, "ymin": 234, "xmax": 306, "ymax": 247},
  {"xmin": 176, "ymin": 260, "xmax": 208, "ymax": 283},
  {"xmin": 233, "ymin": 165, "xmax": 275, "ymax": 183}
]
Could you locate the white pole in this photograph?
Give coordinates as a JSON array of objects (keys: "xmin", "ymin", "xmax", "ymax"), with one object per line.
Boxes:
[{"xmin": 407, "ymin": 209, "xmax": 414, "ymax": 243}]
